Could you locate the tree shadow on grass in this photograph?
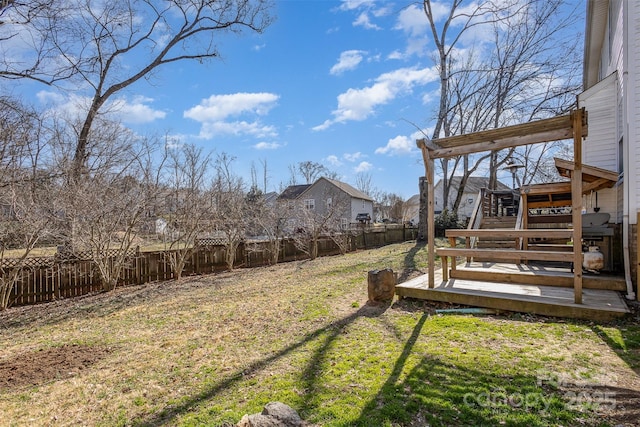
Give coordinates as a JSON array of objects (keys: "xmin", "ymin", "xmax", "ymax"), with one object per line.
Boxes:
[
  {"xmin": 398, "ymin": 240, "xmax": 427, "ymax": 283},
  {"xmin": 130, "ymin": 303, "xmax": 390, "ymax": 427},
  {"xmin": 346, "ymin": 313, "xmax": 619, "ymax": 427},
  {"xmin": 592, "ymin": 323, "xmax": 640, "ymax": 375}
]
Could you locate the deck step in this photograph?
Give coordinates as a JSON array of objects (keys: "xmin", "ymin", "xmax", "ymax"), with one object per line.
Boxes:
[
  {"xmin": 480, "ymin": 217, "xmax": 517, "ymax": 229},
  {"xmin": 477, "ymin": 241, "xmax": 520, "ymax": 249},
  {"xmin": 436, "ymin": 247, "xmax": 575, "ymax": 262},
  {"xmin": 449, "ymin": 268, "xmax": 626, "ymax": 291}
]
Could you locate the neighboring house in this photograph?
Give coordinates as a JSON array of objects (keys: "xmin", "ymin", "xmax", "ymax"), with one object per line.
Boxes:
[
  {"xmin": 276, "ymin": 184, "xmax": 312, "ymax": 232},
  {"xmin": 263, "ymin": 191, "xmax": 279, "ymax": 207},
  {"xmin": 304, "ymin": 177, "xmax": 373, "ymax": 225},
  {"xmin": 278, "ymin": 178, "xmax": 373, "ymax": 231},
  {"xmin": 405, "ymin": 194, "xmax": 420, "ymax": 225},
  {"xmin": 581, "ymin": 0, "xmax": 638, "ymax": 295},
  {"xmin": 434, "ymin": 177, "xmax": 511, "ymax": 219}
]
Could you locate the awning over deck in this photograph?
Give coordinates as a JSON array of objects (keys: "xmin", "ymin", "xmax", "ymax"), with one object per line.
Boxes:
[{"xmin": 521, "ymin": 157, "xmax": 618, "ymax": 209}]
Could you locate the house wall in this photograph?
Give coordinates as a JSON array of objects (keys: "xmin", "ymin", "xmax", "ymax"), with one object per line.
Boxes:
[
  {"xmin": 301, "ymin": 179, "xmax": 350, "ymax": 222},
  {"xmin": 584, "ymin": 0, "xmax": 639, "ymax": 292},
  {"xmin": 350, "ymin": 198, "xmax": 373, "ymax": 222},
  {"xmin": 433, "ymin": 182, "xmax": 478, "ymax": 220},
  {"xmin": 300, "ymin": 179, "xmax": 373, "ymax": 223},
  {"xmin": 578, "ymin": 72, "xmax": 620, "ymax": 222}
]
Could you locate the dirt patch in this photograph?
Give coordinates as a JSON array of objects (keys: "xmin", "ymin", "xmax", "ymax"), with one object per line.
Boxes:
[{"xmin": 0, "ymin": 344, "xmax": 112, "ymax": 391}]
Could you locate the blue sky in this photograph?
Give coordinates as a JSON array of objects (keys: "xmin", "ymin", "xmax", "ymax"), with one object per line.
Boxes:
[{"xmin": 8, "ymin": 0, "xmax": 583, "ymax": 198}]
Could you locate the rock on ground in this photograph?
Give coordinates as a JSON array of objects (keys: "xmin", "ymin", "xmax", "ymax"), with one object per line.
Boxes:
[{"xmin": 237, "ymin": 402, "xmax": 309, "ymax": 427}]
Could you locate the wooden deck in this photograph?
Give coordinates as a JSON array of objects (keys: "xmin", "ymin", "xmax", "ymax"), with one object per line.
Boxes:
[{"xmin": 395, "ymin": 262, "xmax": 629, "ymax": 321}]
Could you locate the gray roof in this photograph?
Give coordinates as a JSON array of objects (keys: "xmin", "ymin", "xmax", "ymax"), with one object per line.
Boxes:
[
  {"xmin": 406, "ymin": 194, "xmax": 420, "ymax": 205},
  {"xmin": 277, "ymin": 184, "xmax": 311, "ymax": 200},
  {"xmin": 435, "ymin": 176, "xmax": 511, "ymax": 193},
  {"xmin": 321, "ymin": 178, "xmax": 374, "ymax": 201},
  {"xmin": 263, "ymin": 191, "xmax": 279, "ymax": 204}
]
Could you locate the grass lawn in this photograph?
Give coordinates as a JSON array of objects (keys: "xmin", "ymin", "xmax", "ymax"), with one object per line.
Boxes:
[{"xmin": 1, "ymin": 241, "xmax": 639, "ymax": 426}]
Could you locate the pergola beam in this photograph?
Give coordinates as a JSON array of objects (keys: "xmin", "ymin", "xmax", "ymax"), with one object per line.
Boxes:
[{"xmin": 418, "ymin": 112, "xmax": 587, "ymax": 159}]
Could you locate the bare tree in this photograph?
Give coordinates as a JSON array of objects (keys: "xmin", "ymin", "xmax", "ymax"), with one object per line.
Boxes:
[
  {"xmin": 58, "ymin": 121, "xmax": 161, "ymax": 291},
  {"xmin": 355, "ymin": 172, "xmax": 374, "ymax": 198},
  {"xmin": 1, "ymin": 0, "xmax": 274, "ymax": 178},
  {"xmin": 161, "ymin": 144, "xmax": 213, "ymax": 280},
  {"xmin": 373, "ymin": 191, "xmax": 404, "ymax": 223},
  {"xmin": 297, "ymin": 161, "xmax": 328, "ymax": 184},
  {"xmin": 421, "ymin": 0, "xmax": 582, "ymax": 214},
  {"xmin": 246, "ymin": 190, "xmax": 285, "ymax": 265},
  {"xmin": 212, "ymin": 153, "xmax": 247, "ymax": 270},
  {"xmin": 289, "ymin": 186, "xmax": 350, "ymax": 259},
  {"xmin": 422, "ymin": 0, "xmax": 506, "ymax": 207},
  {"xmin": 0, "ymin": 97, "xmax": 59, "ymax": 309}
]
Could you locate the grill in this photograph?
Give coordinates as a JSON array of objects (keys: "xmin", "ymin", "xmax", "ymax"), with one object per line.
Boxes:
[{"xmin": 582, "ymin": 212, "xmax": 613, "ymax": 271}]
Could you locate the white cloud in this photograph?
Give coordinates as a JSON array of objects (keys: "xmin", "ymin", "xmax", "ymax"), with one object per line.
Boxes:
[
  {"xmin": 185, "ymin": 92, "xmax": 278, "ymax": 121},
  {"xmin": 36, "ymin": 90, "xmax": 67, "ymax": 105},
  {"xmin": 198, "ymin": 121, "xmax": 277, "ymax": 139},
  {"xmin": 184, "ymin": 92, "xmax": 279, "ymax": 139},
  {"xmin": 375, "ymin": 135, "xmax": 416, "ymax": 156},
  {"xmin": 353, "ymin": 12, "xmax": 381, "ymax": 30},
  {"xmin": 387, "ymin": 50, "xmax": 404, "ymax": 60},
  {"xmin": 394, "ymin": 4, "xmax": 429, "ymax": 37},
  {"xmin": 253, "ymin": 141, "xmax": 282, "ymax": 150},
  {"xmin": 312, "ymin": 119, "xmax": 333, "ymax": 132},
  {"xmin": 344, "ymin": 152, "xmax": 364, "ymax": 162},
  {"xmin": 113, "ymin": 96, "xmax": 166, "ymax": 123},
  {"xmin": 314, "ymin": 66, "xmax": 438, "ymax": 130},
  {"xmin": 391, "ymin": 4, "xmax": 432, "ymax": 59},
  {"xmin": 36, "ymin": 90, "xmax": 166, "ymax": 124},
  {"xmin": 339, "ymin": 0, "xmax": 376, "ymax": 12},
  {"xmin": 330, "ymin": 50, "xmax": 366, "ymax": 75},
  {"xmin": 354, "ymin": 161, "xmax": 373, "ymax": 173},
  {"xmin": 372, "ymin": 6, "xmax": 392, "ymax": 18},
  {"xmin": 339, "ymin": 0, "xmax": 388, "ymax": 30},
  {"xmin": 325, "ymin": 155, "xmax": 343, "ymax": 166}
]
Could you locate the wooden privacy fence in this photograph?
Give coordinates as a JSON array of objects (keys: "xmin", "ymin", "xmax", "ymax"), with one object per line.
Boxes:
[{"xmin": 4, "ymin": 226, "xmax": 418, "ymax": 308}]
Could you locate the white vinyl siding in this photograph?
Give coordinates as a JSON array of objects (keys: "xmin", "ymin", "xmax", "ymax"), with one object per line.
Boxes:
[
  {"xmin": 579, "ymin": 72, "xmax": 620, "ymax": 222},
  {"xmin": 579, "ymin": 72, "xmax": 618, "ymax": 171}
]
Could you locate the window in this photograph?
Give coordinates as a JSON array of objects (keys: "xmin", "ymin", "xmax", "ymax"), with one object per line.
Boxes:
[
  {"xmin": 618, "ymin": 137, "xmax": 624, "ymax": 174},
  {"xmin": 362, "ymin": 199, "xmax": 365, "ymax": 209},
  {"xmin": 341, "ymin": 218, "xmax": 349, "ymax": 229},
  {"xmin": 304, "ymin": 199, "xmax": 315, "ymax": 210},
  {"xmin": 326, "ymin": 197, "xmax": 332, "ymax": 210}
]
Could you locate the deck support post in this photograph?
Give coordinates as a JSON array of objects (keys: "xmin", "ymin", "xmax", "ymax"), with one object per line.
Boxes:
[
  {"xmin": 419, "ymin": 142, "xmax": 436, "ymax": 288},
  {"xmin": 449, "ymin": 236, "xmax": 457, "ymax": 274},
  {"xmin": 572, "ymin": 109, "xmax": 584, "ymax": 304}
]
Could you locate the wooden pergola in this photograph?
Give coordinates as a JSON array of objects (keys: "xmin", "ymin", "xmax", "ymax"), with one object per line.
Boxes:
[{"xmin": 417, "ymin": 109, "xmax": 588, "ymax": 304}]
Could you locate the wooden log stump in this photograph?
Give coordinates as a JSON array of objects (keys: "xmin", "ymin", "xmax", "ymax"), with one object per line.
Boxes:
[{"xmin": 367, "ymin": 268, "xmax": 397, "ymax": 304}]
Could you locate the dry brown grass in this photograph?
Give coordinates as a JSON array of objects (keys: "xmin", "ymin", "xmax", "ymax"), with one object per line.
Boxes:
[{"xmin": 0, "ymin": 243, "xmax": 424, "ymax": 426}]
